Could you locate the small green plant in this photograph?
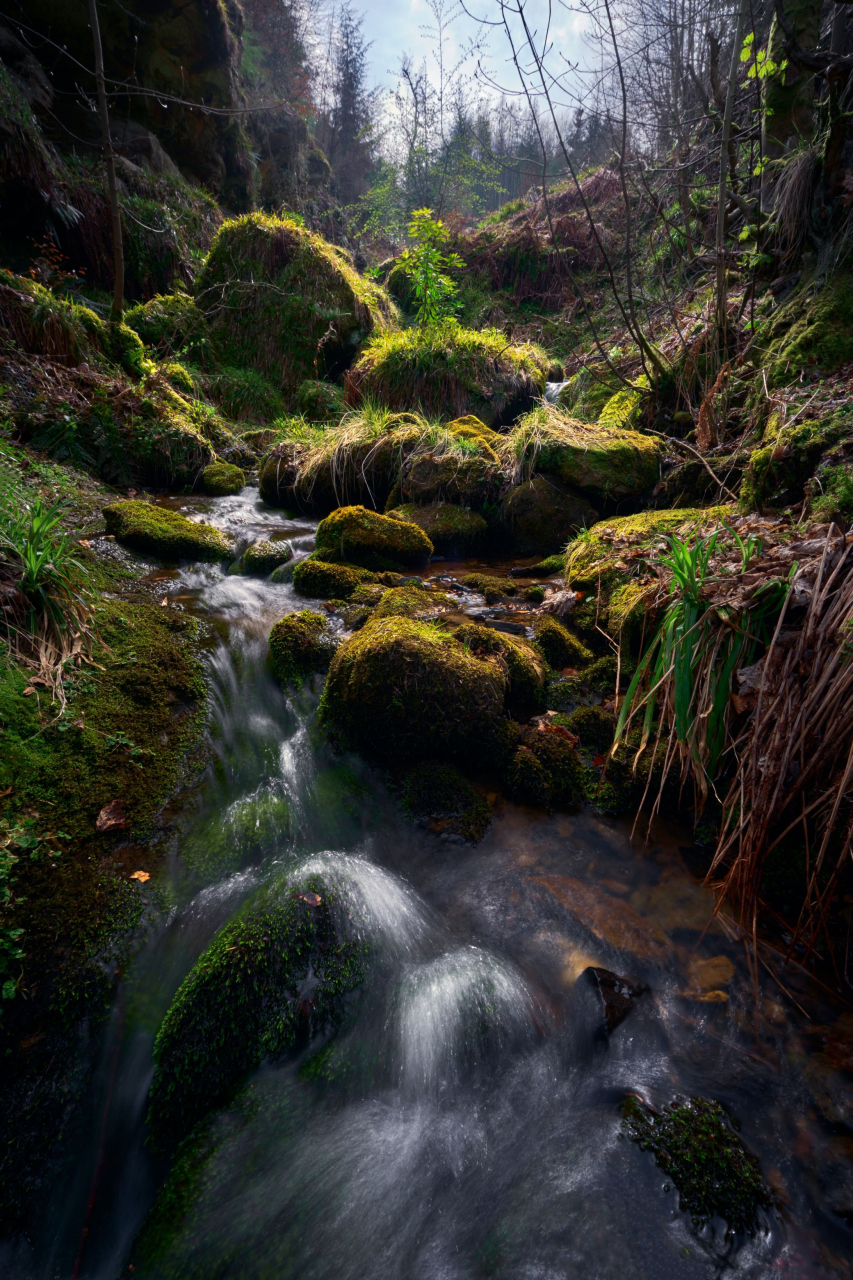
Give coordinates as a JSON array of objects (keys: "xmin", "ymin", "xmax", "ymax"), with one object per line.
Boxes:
[
  {"xmin": 740, "ymin": 32, "xmax": 787, "ymax": 81},
  {"xmin": 398, "ymin": 208, "xmax": 463, "ymax": 327},
  {"xmin": 0, "ymin": 495, "xmax": 90, "ymax": 646}
]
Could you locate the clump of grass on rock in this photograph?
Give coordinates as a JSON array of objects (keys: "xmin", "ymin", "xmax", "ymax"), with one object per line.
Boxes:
[{"xmin": 103, "ymin": 501, "xmax": 232, "ymax": 561}]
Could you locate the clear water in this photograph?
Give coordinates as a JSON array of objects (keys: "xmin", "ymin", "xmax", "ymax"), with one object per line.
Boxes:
[{"xmin": 7, "ymin": 488, "xmax": 853, "ymax": 1279}]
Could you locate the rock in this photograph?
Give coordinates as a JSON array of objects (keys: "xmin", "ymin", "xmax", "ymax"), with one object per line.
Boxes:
[
  {"xmin": 124, "ymin": 292, "xmax": 207, "ymax": 358},
  {"xmin": 446, "ymin": 414, "xmax": 502, "ymax": 460},
  {"xmin": 314, "ymin": 505, "xmax": 433, "ymax": 571},
  {"xmin": 400, "ymin": 762, "xmax": 492, "ymax": 842},
  {"xmin": 482, "ymin": 618, "xmax": 526, "ymax": 636},
  {"xmin": 532, "ymin": 616, "xmax": 593, "ymax": 668},
  {"xmin": 258, "ymin": 440, "xmax": 306, "ymax": 509},
  {"xmin": 242, "ymin": 539, "xmax": 293, "ymax": 575},
  {"xmin": 501, "ymin": 475, "xmax": 599, "ymax": 555},
  {"xmin": 320, "ymin": 617, "xmax": 506, "ymax": 764},
  {"xmin": 686, "ymin": 954, "xmax": 735, "ymax": 995},
  {"xmin": 102, "ymin": 500, "xmax": 232, "ymax": 561},
  {"xmin": 580, "ymin": 965, "xmax": 648, "ymax": 1036},
  {"xmin": 292, "ymin": 559, "xmax": 376, "ymax": 600},
  {"xmin": 202, "ymin": 461, "xmax": 245, "ymax": 496},
  {"xmin": 453, "ymin": 622, "xmax": 546, "ymax": 720},
  {"xmin": 564, "ymin": 705, "xmax": 615, "ymax": 751},
  {"xmin": 531, "ymin": 874, "xmax": 670, "ymax": 962},
  {"xmin": 508, "ymin": 407, "xmax": 661, "ymax": 502},
  {"xmin": 371, "ymin": 584, "xmax": 454, "ymax": 621},
  {"xmin": 505, "ymin": 727, "xmax": 585, "ymax": 810},
  {"xmin": 459, "ymin": 572, "xmax": 518, "ymax": 604},
  {"xmin": 402, "ymin": 453, "xmax": 501, "ymax": 509},
  {"xmin": 268, "ymin": 611, "xmax": 337, "ymax": 685},
  {"xmin": 389, "ymin": 503, "xmax": 488, "ymax": 557}
]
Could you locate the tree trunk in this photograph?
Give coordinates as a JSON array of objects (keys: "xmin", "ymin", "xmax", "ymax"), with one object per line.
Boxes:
[
  {"xmin": 762, "ymin": 0, "xmax": 822, "ymax": 160},
  {"xmin": 715, "ymin": 0, "xmax": 750, "ymax": 359},
  {"xmin": 88, "ymin": 0, "xmax": 124, "ymax": 322}
]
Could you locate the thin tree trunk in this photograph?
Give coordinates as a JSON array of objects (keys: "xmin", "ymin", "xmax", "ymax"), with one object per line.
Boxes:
[
  {"xmin": 715, "ymin": 0, "xmax": 749, "ymax": 361},
  {"xmin": 88, "ymin": 0, "xmax": 124, "ymax": 322}
]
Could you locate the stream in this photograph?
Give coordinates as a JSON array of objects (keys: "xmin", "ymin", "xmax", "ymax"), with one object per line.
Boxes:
[{"xmin": 10, "ymin": 486, "xmax": 853, "ymax": 1279}]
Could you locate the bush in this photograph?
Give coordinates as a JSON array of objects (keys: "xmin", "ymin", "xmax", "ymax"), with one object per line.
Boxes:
[
  {"xmin": 296, "ymin": 379, "xmax": 345, "ymax": 422},
  {"xmin": 124, "ymin": 290, "xmax": 206, "ymax": 356},
  {"xmin": 102, "ymin": 500, "xmax": 232, "ymax": 561},
  {"xmin": 268, "ymin": 610, "xmax": 336, "ymax": 684},
  {"xmin": 314, "ymin": 505, "xmax": 433, "ymax": 571},
  {"xmin": 202, "ymin": 461, "xmax": 245, "ymax": 496}
]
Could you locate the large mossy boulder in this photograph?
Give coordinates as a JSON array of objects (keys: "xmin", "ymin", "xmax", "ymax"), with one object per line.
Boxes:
[
  {"xmin": 446, "ymin": 414, "xmax": 502, "ymax": 461},
  {"xmin": 345, "ymin": 323, "xmax": 549, "ymax": 426},
  {"xmin": 764, "ymin": 274, "xmax": 853, "ymax": 389},
  {"xmin": 453, "ymin": 622, "xmax": 546, "ymax": 720},
  {"xmin": 401, "ymin": 452, "xmax": 501, "ymax": 509},
  {"xmin": 564, "ymin": 507, "xmax": 733, "ymax": 587},
  {"xmin": 371, "ymin": 583, "xmax": 454, "ymax": 621},
  {"xmin": 147, "ymin": 877, "xmax": 366, "ymax": 1149},
  {"xmin": 533, "ymin": 616, "xmax": 593, "ymax": 669},
  {"xmin": 202, "ymin": 460, "xmax": 245, "ymax": 496},
  {"xmin": 268, "ymin": 611, "xmax": 336, "ymax": 684},
  {"xmin": 508, "ymin": 406, "xmax": 661, "ymax": 502},
  {"xmin": 314, "ymin": 505, "xmax": 433, "ymax": 571},
  {"xmin": 291, "ymin": 558, "xmax": 376, "ymax": 599},
  {"xmin": 389, "ymin": 503, "xmax": 488, "ymax": 557},
  {"xmin": 103, "ymin": 500, "xmax": 232, "ymax": 561},
  {"xmin": 320, "ymin": 618, "xmax": 506, "ymax": 763},
  {"xmin": 501, "ymin": 475, "xmax": 598, "ymax": 555},
  {"xmin": 196, "ymin": 214, "xmax": 397, "ymax": 399}
]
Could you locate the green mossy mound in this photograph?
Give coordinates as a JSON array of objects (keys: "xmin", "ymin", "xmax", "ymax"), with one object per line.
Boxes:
[
  {"xmin": 504, "ymin": 725, "xmax": 585, "ymax": 810},
  {"xmin": 268, "ymin": 611, "xmax": 336, "ymax": 684},
  {"xmin": 501, "ymin": 475, "xmax": 598, "ymax": 555},
  {"xmin": 564, "ymin": 705, "xmax": 615, "ymax": 752},
  {"xmin": 401, "ymin": 452, "xmax": 501, "ymax": 509},
  {"xmin": 102, "ymin": 501, "xmax": 232, "ymax": 561},
  {"xmin": 453, "ymin": 622, "xmax": 546, "ymax": 720},
  {"xmin": 291, "ymin": 559, "xmax": 376, "ymax": 599},
  {"xmin": 315, "ymin": 505, "xmax": 433, "ymax": 571},
  {"xmin": 147, "ymin": 878, "xmax": 366, "ymax": 1150},
  {"xmin": 202, "ymin": 366, "xmax": 285, "ymax": 424},
  {"xmin": 556, "ymin": 364, "xmax": 624, "ymax": 421},
  {"xmin": 346, "ymin": 323, "xmax": 549, "ymax": 427},
  {"xmin": 162, "ymin": 362, "xmax": 196, "ymax": 396},
  {"xmin": 460, "ymin": 572, "xmax": 518, "ymax": 604},
  {"xmin": 390, "ymin": 503, "xmax": 488, "ymax": 557},
  {"xmin": 764, "ymin": 274, "xmax": 853, "ymax": 389},
  {"xmin": 507, "ymin": 405, "xmax": 661, "ymax": 502},
  {"xmin": 533, "ymin": 616, "xmax": 594, "ymax": 669},
  {"xmin": 400, "ymin": 762, "xmax": 492, "ymax": 842},
  {"xmin": 182, "ymin": 789, "xmax": 291, "ymax": 883},
  {"xmin": 202, "ymin": 460, "xmax": 245, "ymax": 496},
  {"xmin": 297, "ymin": 379, "xmax": 346, "ymax": 422},
  {"xmin": 196, "ymin": 214, "xmax": 396, "ymax": 398},
  {"xmin": 740, "ymin": 411, "xmax": 849, "ymax": 513},
  {"xmin": 242, "ymin": 539, "xmax": 293, "ymax": 575},
  {"xmin": 446, "ymin": 414, "xmax": 501, "ymax": 461},
  {"xmin": 320, "ymin": 618, "xmax": 505, "ymax": 764},
  {"xmin": 622, "ymin": 1095, "xmax": 771, "ymax": 1233},
  {"xmin": 124, "ymin": 290, "xmax": 206, "ymax": 357},
  {"xmin": 564, "ymin": 507, "xmax": 733, "ymax": 586},
  {"xmin": 371, "ymin": 584, "xmax": 454, "ymax": 621}
]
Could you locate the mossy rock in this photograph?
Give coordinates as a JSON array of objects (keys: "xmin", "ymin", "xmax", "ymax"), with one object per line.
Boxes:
[
  {"xmin": 182, "ymin": 788, "xmax": 291, "ymax": 883},
  {"xmin": 291, "ymin": 558, "xmax": 376, "ymax": 599},
  {"xmin": 621, "ymin": 1095, "xmax": 771, "ymax": 1233},
  {"xmin": 241, "ymin": 538, "xmax": 293, "ymax": 575},
  {"xmin": 532, "ymin": 616, "xmax": 593, "ymax": 669},
  {"xmin": 102, "ymin": 500, "xmax": 232, "ymax": 561},
  {"xmin": 258, "ymin": 440, "xmax": 305, "ymax": 509},
  {"xmin": 460, "ymin": 572, "xmax": 518, "ymax": 605},
  {"xmin": 565, "ymin": 506, "xmax": 734, "ymax": 586},
  {"xmin": 320, "ymin": 617, "xmax": 506, "ymax": 764},
  {"xmin": 268, "ymin": 610, "xmax": 336, "ymax": 684},
  {"xmin": 555, "ymin": 364, "xmax": 625, "ymax": 421},
  {"xmin": 389, "ymin": 503, "xmax": 488, "ymax": 557},
  {"xmin": 764, "ymin": 274, "xmax": 853, "ymax": 389},
  {"xmin": 446, "ymin": 414, "xmax": 501, "ymax": 462},
  {"xmin": 371, "ymin": 584, "xmax": 454, "ymax": 621},
  {"xmin": 740, "ymin": 413, "xmax": 846, "ymax": 513},
  {"xmin": 196, "ymin": 214, "xmax": 397, "ymax": 398},
  {"xmin": 125, "ymin": 291, "xmax": 206, "ymax": 357},
  {"xmin": 453, "ymin": 622, "xmax": 546, "ymax": 720},
  {"xmin": 400, "ymin": 762, "xmax": 492, "ymax": 842},
  {"xmin": 501, "ymin": 475, "xmax": 599, "ymax": 556},
  {"xmin": 162, "ymin": 361, "xmax": 196, "ymax": 396},
  {"xmin": 564, "ymin": 705, "xmax": 615, "ymax": 752},
  {"xmin": 315, "ymin": 505, "xmax": 433, "ymax": 571},
  {"xmin": 346, "ymin": 323, "xmax": 549, "ymax": 427},
  {"xmin": 504, "ymin": 725, "xmax": 585, "ymax": 810},
  {"xmin": 402, "ymin": 451, "xmax": 501, "ymax": 509},
  {"xmin": 146, "ymin": 875, "xmax": 366, "ymax": 1150},
  {"xmin": 202, "ymin": 460, "xmax": 245, "ymax": 496},
  {"xmin": 508, "ymin": 406, "xmax": 661, "ymax": 502},
  {"xmin": 296, "ymin": 379, "xmax": 346, "ymax": 422}
]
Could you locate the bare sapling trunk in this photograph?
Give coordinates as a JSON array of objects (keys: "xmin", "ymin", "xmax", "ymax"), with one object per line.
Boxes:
[
  {"xmin": 715, "ymin": 0, "xmax": 749, "ymax": 363},
  {"xmin": 88, "ymin": 0, "xmax": 124, "ymax": 321}
]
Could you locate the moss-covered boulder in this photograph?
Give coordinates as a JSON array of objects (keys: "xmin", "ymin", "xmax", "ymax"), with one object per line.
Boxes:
[
  {"xmin": 505, "ymin": 725, "xmax": 585, "ymax": 810},
  {"xmin": 402, "ymin": 452, "xmax": 501, "ymax": 509},
  {"xmin": 146, "ymin": 876, "xmax": 366, "ymax": 1149},
  {"xmin": 320, "ymin": 618, "xmax": 506, "ymax": 764},
  {"xmin": 447, "ymin": 414, "xmax": 501, "ymax": 461},
  {"xmin": 533, "ymin": 616, "xmax": 594, "ymax": 669},
  {"xmin": 764, "ymin": 274, "xmax": 853, "ymax": 389},
  {"xmin": 102, "ymin": 500, "xmax": 232, "ymax": 561},
  {"xmin": 125, "ymin": 291, "xmax": 207, "ymax": 357},
  {"xmin": 258, "ymin": 440, "xmax": 306, "ymax": 509},
  {"xmin": 371, "ymin": 584, "xmax": 454, "ymax": 621},
  {"xmin": 346, "ymin": 323, "xmax": 549, "ymax": 426},
  {"xmin": 507, "ymin": 406, "xmax": 661, "ymax": 502},
  {"xmin": 389, "ymin": 503, "xmax": 488, "ymax": 557},
  {"xmin": 268, "ymin": 611, "xmax": 336, "ymax": 684},
  {"xmin": 202, "ymin": 366, "xmax": 285, "ymax": 423},
  {"xmin": 242, "ymin": 539, "xmax": 293, "ymax": 575},
  {"xmin": 291, "ymin": 559, "xmax": 376, "ymax": 599},
  {"xmin": 196, "ymin": 214, "xmax": 397, "ymax": 398},
  {"xmin": 314, "ymin": 505, "xmax": 433, "ymax": 571},
  {"xmin": 400, "ymin": 762, "xmax": 492, "ymax": 842},
  {"xmin": 296, "ymin": 379, "xmax": 346, "ymax": 422},
  {"xmin": 564, "ymin": 705, "xmax": 615, "ymax": 752},
  {"xmin": 454, "ymin": 622, "xmax": 546, "ymax": 720},
  {"xmin": 202, "ymin": 460, "xmax": 245, "ymax": 496},
  {"xmin": 501, "ymin": 475, "xmax": 599, "ymax": 555}
]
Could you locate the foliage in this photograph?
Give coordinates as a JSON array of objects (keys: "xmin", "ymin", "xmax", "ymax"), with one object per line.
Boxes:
[{"xmin": 397, "ymin": 208, "xmax": 464, "ymax": 327}]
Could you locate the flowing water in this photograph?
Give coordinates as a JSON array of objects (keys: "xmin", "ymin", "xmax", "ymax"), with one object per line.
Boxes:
[{"xmin": 7, "ymin": 487, "xmax": 853, "ymax": 1279}]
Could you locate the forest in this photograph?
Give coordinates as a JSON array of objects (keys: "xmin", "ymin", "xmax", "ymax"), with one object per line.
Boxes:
[{"xmin": 1, "ymin": 0, "xmax": 853, "ymax": 1275}]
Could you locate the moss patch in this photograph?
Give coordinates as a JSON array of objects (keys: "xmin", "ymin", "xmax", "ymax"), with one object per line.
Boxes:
[
  {"xmin": 504, "ymin": 725, "xmax": 585, "ymax": 810},
  {"xmin": 102, "ymin": 501, "xmax": 233, "ymax": 561},
  {"xmin": 202, "ymin": 460, "xmax": 245, "ymax": 496},
  {"xmin": 764, "ymin": 274, "xmax": 853, "ymax": 389},
  {"xmin": 296, "ymin": 379, "xmax": 346, "ymax": 422},
  {"xmin": 390, "ymin": 503, "xmax": 488, "ymax": 557},
  {"xmin": 460, "ymin": 573, "xmax": 518, "ymax": 604},
  {"xmin": 501, "ymin": 475, "xmax": 598, "ymax": 555},
  {"xmin": 453, "ymin": 621, "xmax": 546, "ymax": 720},
  {"xmin": 268, "ymin": 611, "xmax": 336, "ymax": 684},
  {"xmin": 400, "ymin": 762, "xmax": 492, "ymax": 842},
  {"xmin": 242, "ymin": 539, "xmax": 292, "ymax": 575},
  {"xmin": 564, "ymin": 506, "xmax": 733, "ymax": 585},
  {"xmin": 533, "ymin": 616, "xmax": 593, "ymax": 669},
  {"xmin": 563, "ymin": 705, "xmax": 615, "ymax": 752},
  {"xmin": 315, "ymin": 505, "xmax": 433, "ymax": 571},
  {"xmin": 372, "ymin": 584, "xmax": 454, "ymax": 621},
  {"xmin": 291, "ymin": 558, "xmax": 376, "ymax": 599},
  {"xmin": 402, "ymin": 452, "xmax": 501, "ymax": 509}
]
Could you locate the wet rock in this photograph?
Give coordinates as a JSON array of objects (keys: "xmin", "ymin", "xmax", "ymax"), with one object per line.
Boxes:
[
  {"xmin": 580, "ymin": 965, "xmax": 648, "ymax": 1036},
  {"xmin": 531, "ymin": 874, "xmax": 670, "ymax": 962},
  {"xmin": 268, "ymin": 610, "xmax": 337, "ymax": 685},
  {"xmin": 258, "ymin": 440, "xmax": 307, "ymax": 509},
  {"xmin": 400, "ymin": 761, "xmax": 492, "ymax": 842},
  {"xmin": 242, "ymin": 539, "xmax": 293, "ymax": 575},
  {"xmin": 389, "ymin": 503, "xmax": 488, "ymax": 557},
  {"xmin": 315, "ymin": 505, "xmax": 433, "ymax": 571},
  {"xmin": 102, "ymin": 500, "xmax": 232, "ymax": 562},
  {"xmin": 501, "ymin": 475, "xmax": 598, "ymax": 556},
  {"xmin": 296, "ymin": 379, "xmax": 345, "ymax": 423},
  {"xmin": 402, "ymin": 453, "xmax": 501, "ymax": 509}
]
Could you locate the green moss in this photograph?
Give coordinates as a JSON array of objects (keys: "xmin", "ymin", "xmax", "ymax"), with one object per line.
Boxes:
[
  {"xmin": 532, "ymin": 616, "xmax": 593, "ymax": 669},
  {"xmin": 564, "ymin": 507, "xmax": 733, "ymax": 584},
  {"xmin": 764, "ymin": 274, "xmax": 853, "ymax": 388},
  {"xmin": 347, "ymin": 322, "xmax": 549, "ymax": 425},
  {"xmin": 242, "ymin": 539, "xmax": 293, "ymax": 575},
  {"xmin": 202, "ymin": 366, "xmax": 285, "ymax": 424},
  {"xmin": 506, "ymin": 405, "xmax": 661, "ymax": 501},
  {"xmin": 202, "ymin": 460, "xmax": 245, "ymax": 496},
  {"xmin": 555, "ymin": 364, "xmax": 623, "ymax": 421},
  {"xmin": 402, "ymin": 452, "xmax": 501, "ymax": 509},
  {"xmin": 621, "ymin": 1095, "xmax": 771, "ymax": 1233},
  {"xmin": 563, "ymin": 705, "xmax": 615, "ymax": 752},
  {"xmin": 296, "ymin": 379, "xmax": 346, "ymax": 422},
  {"xmin": 182, "ymin": 789, "xmax": 291, "ymax": 883},
  {"xmin": 390, "ymin": 503, "xmax": 488, "ymax": 557},
  {"xmin": 315, "ymin": 505, "xmax": 433, "ymax": 571},
  {"xmin": 102, "ymin": 322, "xmax": 147, "ymax": 379},
  {"xmin": 524, "ymin": 585, "xmax": 545, "ymax": 603},
  {"xmin": 596, "ymin": 376, "xmax": 650, "ymax": 431},
  {"xmin": 501, "ymin": 475, "xmax": 598, "ymax": 555},
  {"xmin": 740, "ymin": 414, "xmax": 847, "ymax": 512},
  {"xmin": 400, "ymin": 762, "xmax": 492, "ymax": 842},
  {"xmin": 291, "ymin": 559, "xmax": 376, "ymax": 599},
  {"xmin": 371, "ymin": 584, "xmax": 453, "ymax": 620},
  {"xmin": 446, "ymin": 414, "xmax": 501, "ymax": 461},
  {"xmin": 162, "ymin": 362, "xmax": 196, "ymax": 396},
  {"xmin": 504, "ymin": 726, "xmax": 585, "ymax": 810},
  {"xmin": 320, "ymin": 617, "xmax": 506, "ymax": 764},
  {"xmin": 531, "ymin": 552, "xmax": 566, "ymax": 575},
  {"xmin": 102, "ymin": 500, "xmax": 233, "ymax": 561},
  {"xmin": 460, "ymin": 573, "xmax": 518, "ymax": 604},
  {"xmin": 453, "ymin": 622, "xmax": 546, "ymax": 719},
  {"xmin": 807, "ymin": 461, "xmax": 853, "ymax": 523},
  {"xmin": 147, "ymin": 876, "xmax": 367, "ymax": 1150},
  {"xmin": 124, "ymin": 291, "xmax": 207, "ymax": 357},
  {"xmin": 268, "ymin": 611, "xmax": 336, "ymax": 684}
]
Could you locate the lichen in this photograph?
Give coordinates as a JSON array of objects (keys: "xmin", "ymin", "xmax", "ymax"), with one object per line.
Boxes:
[{"xmin": 268, "ymin": 610, "xmax": 336, "ymax": 684}]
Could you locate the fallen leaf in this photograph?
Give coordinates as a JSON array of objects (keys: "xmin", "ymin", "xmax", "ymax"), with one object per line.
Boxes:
[
  {"xmin": 72, "ymin": 719, "xmax": 85, "ymax": 730},
  {"xmin": 79, "ymin": 539, "xmax": 92, "ymax": 548},
  {"xmin": 96, "ymin": 799, "xmax": 127, "ymax": 832},
  {"xmin": 296, "ymin": 891, "xmax": 322, "ymax": 907},
  {"xmin": 22, "ymin": 687, "xmax": 36, "ymax": 697},
  {"xmin": 161, "ymin": 597, "xmax": 168, "ymax": 607},
  {"xmin": 19, "ymin": 1033, "xmax": 44, "ymax": 1050},
  {"xmin": 679, "ymin": 988, "xmax": 729, "ymax": 1003},
  {"xmin": 592, "ymin": 755, "xmax": 606, "ymax": 767},
  {"xmin": 130, "ymin": 870, "xmax": 150, "ymax": 882}
]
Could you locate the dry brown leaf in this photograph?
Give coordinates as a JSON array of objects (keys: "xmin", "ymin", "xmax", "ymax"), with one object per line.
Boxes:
[
  {"xmin": 96, "ymin": 799, "xmax": 127, "ymax": 833},
  {"xmin": 130, "ymin": 870, "xmax": 150, "ymax": 882}
]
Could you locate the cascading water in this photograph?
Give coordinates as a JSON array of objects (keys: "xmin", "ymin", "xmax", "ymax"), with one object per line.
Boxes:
[{"xmin": 8, "ymin": 485, "xmax": 851, "ymax": 1280}]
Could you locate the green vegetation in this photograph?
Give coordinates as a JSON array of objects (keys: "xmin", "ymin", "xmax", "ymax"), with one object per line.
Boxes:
[
  {"xmin": 292, "ymin": 558, "xmax": 377, "ymax": 599},
  {"xmin": 564, "ymin": 705, "xmax": 615, "ymax": 752},
  {"xmin": 371, "ymin": 583, "xmax": 453, "ymax": 620},
  {"xmin": 533, "ymin": 616, "xmax": 594, "ymax": 669},
  {"xmin": 314, "ymin": 505, "xmax": 433, "ymax": 571},
  {"xmin": 202, "ymin": 461, "xmax": 245, "ymax": 496},
  {"xmin": 390, "ymin": 503, "xmax": 488, "ymax": 557},
  {"xmin": 268, "ymin": 611, "xmax": 336, "ymax": 684},
  {"xmin": 396, "ymin": 208, "xmax": 464, "ymax": 326},
  {"xmin": 453, "ymin": 622, "xmax": 546, "ymax": 719},
  {"xmin": 504, "ymin": 725, "xmax": 585, "ymax": 810},
  {"xmin": 242, "ymin": 539, "xmax": 293, "ymax": 575},
  {"xmin": 102, "ymin": 501, "xmax": 233, "ymax": 561}
]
